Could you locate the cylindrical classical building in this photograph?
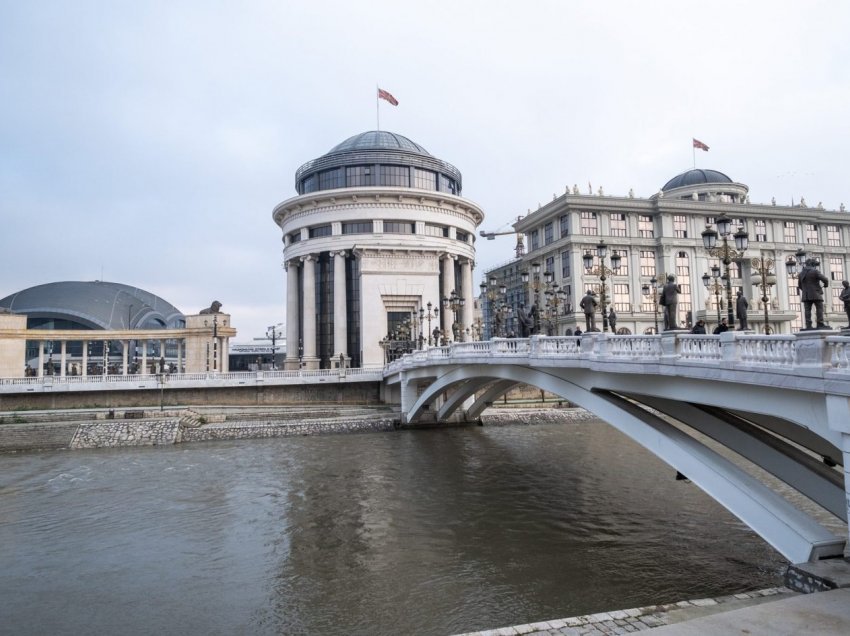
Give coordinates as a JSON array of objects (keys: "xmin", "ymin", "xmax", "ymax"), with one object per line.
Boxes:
[{"xmin": 273, "ymin": 131, "xmax": 484, "ymax": 369}]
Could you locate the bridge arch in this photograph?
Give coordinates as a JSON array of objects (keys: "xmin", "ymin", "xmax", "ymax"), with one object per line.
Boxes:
[{"xmin": 407, "ymin": 364, "xmax": 846, "ymax": 564}]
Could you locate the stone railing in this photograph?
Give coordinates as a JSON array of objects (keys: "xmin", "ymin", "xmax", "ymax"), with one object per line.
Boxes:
[
  {"xmin": 0, "ymin": 366, "xmax": 384, "ymax": 394},
  {"xmin": 382, "ymin": 332, "xmax": 850, "ymax": 378}
]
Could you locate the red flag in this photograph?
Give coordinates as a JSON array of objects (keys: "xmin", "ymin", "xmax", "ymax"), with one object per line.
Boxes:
[
  {"xmin": 693, "ymin": 138, "xmax": 709, "ymax": 151},
  {"xmin": 378, "ymin": 88, "xmax": 399, "ymax": 106}
]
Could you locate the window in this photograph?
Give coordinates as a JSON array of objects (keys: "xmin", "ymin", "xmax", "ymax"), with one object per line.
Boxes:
[
  {"xmin": 288, "ymin": 231, "xmax": 301, "ymax": 243},
  {"xmin": 559, "ymin": 215, "xmax": 569, "ymax": 237},
  {"xmin": 438, "ymin": 175, "xmax": 457, "ymax": 195},
  {"xmin": 309, "ymin": 225, "xmax": 332, "ymax": 238},
  {"xmin": 456, "ymin": 231, "xmax": 469, "ymax": 243},
  {"xmin": 783, "ymin": 221, "xmax": 797, "ymax": 243},
  {"xmin": 754, "ymin": 219, "xmax": 767, "ymax": 242},
  {"xmin": 301, "ymin": 175, "xmax": 317, "ymax": 193},
  {"xmin": 384, "ymin": 221, "xmax": 415, "ymax": 234},
  {"xmin": 610, "ymin": 213, "xmax": 627, "ymax": 237},
  {"xmin": 423, "ymin": 223, "xmax": 448, "ymax": 237},
  {"xmin": 613, "ymin": 283, "xmax": 630, "ymax": 312},
  {"xmin": 675, "ymin": 251, "xmax": 691, "ymax": 313},
  {"xmin": 561, "ymin": 250, "xmax": 571, "ymax": 278},
  {"xmin": 544, "ymin": 222, "xmax": 554, "ymax": 245},
  {"xmin": 342, "ymin": 221, "xmax": 372, "ymax": 234},
  {"xmin": 580, "ymin": 211, "xmax": 598, "ymax": 236},
  {"xmin": 611, "ymin": 249, "xmax": 628, "ymax": 275},
  {"xmin": 673, "ymin": 215, "xmax": 688, "ymax": 238},
  {"xmin": 786, "ymin": 271, "xmax": 802, "ymax": 331},
  {"xmin": 805, "ymin": 223, "xmax": 819, "ymax": 244},
  {"xmin": 530, "ymin": 229, "xmax": 540, "ymax": 251},
  {"xmin": 414, "ymin": 168, "xmax": 436, "ymax": 190},
  {"xmin": 318, "ymin": 168, "xmax": 344, "ymax": 190},
  {"xmin": 346, "ymin": 166, "xmax": 373, "ymax": 187},
  {"xmin": 380, "ymin": 165, "xmax": 410, "ymax": 187},
  {"xmin": 827, "ymin": 225, "xmax": 841, "ymax": 247},
  {"xmin": 829, "ymin": 256, "xmax": 844, "ymax": 281},
  {"xmin": 639, "ymin": 250, "xmax": 655, "ymax": 277},
  {"xmin": 638, "ymin": 215, "xmax": 654, "ymax": 238}
]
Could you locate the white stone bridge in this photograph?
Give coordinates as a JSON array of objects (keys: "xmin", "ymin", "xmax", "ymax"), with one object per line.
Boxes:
[{"xmin": 382, "ymin": 332, "xmax": 850, "ymax": 566}]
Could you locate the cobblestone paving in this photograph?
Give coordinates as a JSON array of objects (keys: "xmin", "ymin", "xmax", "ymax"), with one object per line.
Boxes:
[{"xmin": 454, "ymin": 587, "xmax": 794, "ymax": 636}]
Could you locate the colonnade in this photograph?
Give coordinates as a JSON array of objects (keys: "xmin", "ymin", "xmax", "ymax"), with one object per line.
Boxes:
[{"xmin": 284, "ymin": 251, "xmax": 476, "ymax": 370}]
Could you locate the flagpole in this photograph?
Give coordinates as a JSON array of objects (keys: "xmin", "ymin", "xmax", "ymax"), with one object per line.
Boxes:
[
  {"xmin": 376, "ymin": 84, "xmax": 380, "ymax": 131},
  {"xmin": 693, "ymin": 141, "xmax": 696, "ymax": 169}
]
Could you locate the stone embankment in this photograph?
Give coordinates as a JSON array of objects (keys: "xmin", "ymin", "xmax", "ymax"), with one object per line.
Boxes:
[{"xmin": 0, "ymin": 405, "xmax": 403, "ymax": 452}]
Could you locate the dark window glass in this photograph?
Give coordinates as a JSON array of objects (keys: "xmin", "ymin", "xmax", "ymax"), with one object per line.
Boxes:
[
  {"xmin": 438, "ymin": 175, "xmax": 457, "ymax": 195},
  {"xmin": 318, "ymin": 168, "xmax": 344, "ymax": 190},
  {"xmin": 309, "ymin": 225, "xmax": 332, "ymax": 238},
  {"xmin": 559, "ymin": 215, "xmax": 569, "ymax": 237},
  {"xmin": 316, "ymin": 252, "xmax": 334, "ymax": 368},
  {"xmin": 414, "ymin": 169, "xmax": 437, "ymax": 190},
  {"xmin": 342, "ymin": 221, "xmax": 372, "ymax": 234},
  {"xmin": 380, "ymin": 165, "xmax": 410, "ymax": 187},
  {"xmin": 544, "ymin": 222, "xmax": 554, "ymax": 244},
  {"xmin": 384, "ymin": 221, "xmax": 415, "ymax": 234},
  {"xmin": 530, "ymin": 229, "xmax": 539, "ymax": 251},
  {"xmin": 561, "ymin": 250, "xmax": 570, "ymax": 278},
  {"xmin": 301, "ymin": 175, "xmax": 317, "ymax": 194},
  {"xmin": 457, "ymin": 231, "xmax": 469, "ymax": 243},
  {"xmin": 346, "ymin": 166, "xmax": 374, "ymax": 187},
  {"xmin": 289, "ymin": 232, "xmax": 301, "ymax": 243},
  {"xmin": 346, "ymin": 255, "xmax": 361, "ymax": 368},
  {"xmin": 423, "ymin": 224, "xmax": 448, "ymax": 237}
]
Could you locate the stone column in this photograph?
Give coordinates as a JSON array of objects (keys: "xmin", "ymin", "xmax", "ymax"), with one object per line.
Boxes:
[
  {"xmin": 122, "ymin": 340, "xmax": 128, "ymax": 375},
  {"xmin": 60, "ymin": 340, "xmax": 67, "ymax": 377},
  {"xmin": 176, "ymin": 339, "xmax": 183, "ymax": 373},
  {"xmin": 461, "ymin": 258, "xmax": 473, "ymax": 341},
  {"xmin": 82, "ymin": 341, "xmax": 88, "ymax": 377},
  {"xmin": 301, "ymin": 254, "xmax": 319, "ymax": 369},
  {"xmin": 141, "ymin": 341, "xmax": 147, "ymax": 376},
  {"xmin": 37, "ymin": 341, "xmax": 44, "ymax": 377},
  {"xmin": 333, "ymin": 250, "xmax": 348, "ymax": 360},
  {"xmin": 285, "ymin": 260, "xmax": 301, "ymax": 370},
  {"xmin": 441, "ymin": 254, "xmax": 454, "ymax": 339}
]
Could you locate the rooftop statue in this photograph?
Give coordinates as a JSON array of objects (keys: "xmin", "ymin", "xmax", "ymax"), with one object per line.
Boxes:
[{"xmin": 199, "ymin": 301, "xmax": 223, "ymax": 315}]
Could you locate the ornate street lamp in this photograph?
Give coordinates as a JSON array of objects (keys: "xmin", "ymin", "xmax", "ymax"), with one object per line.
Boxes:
[
  {"xmin": 423, "ymin": 301, "xmax": 440, "ymax": 346},
  {"xmin": 785, "ymin": 247, "xmax": 808, "ymax": 330},
  {"xmin": 641, "ymin": 275, "xmax": 661, "ymax": 334},
  {"xmin": 701, "ymin": 264, "xmax": 724, "ymax": 328},
  {"xmin": 584, "ymin": 241, "xmax": 622, "ymax": 332},
  {"xmin": 443, "ymin": 289, "xmax": 465, "ymax": 342},
  {"xmin": 751, "ymin": 255, "xmax": 777, "ymax": 334},
  {"xmin": 702, "ymin": 213, "xmax": 749, "ymax": 328},
  {"xmin": 266, "ymin": 323, "xmax": 284, "ymax": 370}
]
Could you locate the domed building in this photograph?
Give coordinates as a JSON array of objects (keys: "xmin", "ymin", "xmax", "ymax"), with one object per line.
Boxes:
[
  {"xmin": 273, "ymin": 131, "xmax": 484, "ymax": 369},
  {"xmin": 0, "ymin": 280, "xmax": 185, "ymax": 331},
  {"xmin": 484, "ymin": 167, "xmax": 849, "ymax": 336}
]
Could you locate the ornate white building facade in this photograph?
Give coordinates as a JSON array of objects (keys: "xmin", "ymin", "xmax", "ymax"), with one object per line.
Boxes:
[
  {"xmin": 483, "ymin": 169, "xmax": 849, "ymax": 336},
  {"xmin": 273, "ymin": 131, "xmax": 484, "ymax": 369}
]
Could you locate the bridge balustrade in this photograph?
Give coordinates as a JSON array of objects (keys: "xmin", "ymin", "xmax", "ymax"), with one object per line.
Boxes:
[{"xmin": 737, "ymin": 335, "xmax": 796, "ymax": 366}]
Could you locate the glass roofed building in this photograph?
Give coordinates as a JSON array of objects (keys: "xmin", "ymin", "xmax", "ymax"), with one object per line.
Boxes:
[
  {"xmin": 482, "ymin": 169, "xmax": 849, "ymax": 337},
  {"xmin": 273, "ymin": 130, "xmax": 484, "ymax": 369}
]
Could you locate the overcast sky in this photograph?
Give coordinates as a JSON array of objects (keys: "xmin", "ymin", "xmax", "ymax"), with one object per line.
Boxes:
[{"xmin": 2, "ymin": 1, "xmax": 848, "ymax": 340}]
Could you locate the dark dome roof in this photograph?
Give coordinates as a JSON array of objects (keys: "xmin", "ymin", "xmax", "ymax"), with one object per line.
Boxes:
[
  {"xmin": 0, "ymin": 281, "xmax": 184, "ymax": 330},
  {"xmin": 662, "ymin": 169, "xmax": 734, "ymax": 192},
  {"xmin": 327, "ymin": 131, "xmax": 431, "ymax": 156}
]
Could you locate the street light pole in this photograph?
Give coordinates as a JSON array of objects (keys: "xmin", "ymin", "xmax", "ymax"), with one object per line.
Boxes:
[
  {"xmin": 702, "ymin": 264, "xmax": 724, "ymax": 328},
  {"xmin": 642, "ymin": 275, "xmax": 661, "ymax": 334},
  {"xmin": 701, "ymin": 214, "xmax": 749, "ymax": 329},
  {"xmin": 785, "ymin": 247, "xmax": 808, "ymax": 331},
  {"xmin": 584, "ymin": 240, "xmax": 621, "ymax": 332},
  {"xmin": 751, "ymin": 255, "xmax": 777, "ymax": 334}
]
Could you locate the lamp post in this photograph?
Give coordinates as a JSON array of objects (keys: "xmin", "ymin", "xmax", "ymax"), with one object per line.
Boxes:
[
  {"xmin": 641, "ymin": 276, "xmax": 660, "ymax": 334},
  {"xmin": 266, "ymin": 323, "xmax": 283, "ymax": 369},
  {"xmin": 751, "ymin": 256, "xmax": 777, "ymax": 334},
  {"xmin": 701, "ymin": 264, "xmax": 724, "ymax": 328},
  {"xmin": 785, "ymin": 247, "xmax": 808, "ymax": 330},
  {"xmin": 583, "ymin": 241, "xmax": 622, "ymax": 332},
  {"xmin": 701, "ymin": 213, "xmax": 749, "ymax": 328},
  {"xmin": 424, "ymin": 301, "xmax": 439, "ymax": 346},
  {"xmin": 443, "ymin": 290, "xmax": 464, "ymax": 342},
  {"xmin": 543, "ymin": 275, "xmax": 565, "ymax": 335},
  {"xmin": 520, "ymin": 262, "xmax": 543, "ymax": 334}
]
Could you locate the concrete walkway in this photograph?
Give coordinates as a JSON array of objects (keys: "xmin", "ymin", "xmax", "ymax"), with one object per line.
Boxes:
[{"xmin": 455, "ymin": 587, "xmax": 850, "ymax": 635}]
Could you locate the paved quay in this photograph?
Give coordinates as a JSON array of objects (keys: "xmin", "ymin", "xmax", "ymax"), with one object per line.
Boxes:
[{"xmin": 454, "ymin": 586, "xmax": 850, "ymax": 635}]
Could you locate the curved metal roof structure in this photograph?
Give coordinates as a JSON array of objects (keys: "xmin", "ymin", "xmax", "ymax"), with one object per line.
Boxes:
[
  {"xmin": 662, "ymin": 169, "xmax": 734, "ymax": 192},
  {"xmin": 0, "ymin": 281, "xmax": 185, "ymax": 330},
  {"xmin": 328, "ymin": 131, "xmax": 431, "ymax": 155}
]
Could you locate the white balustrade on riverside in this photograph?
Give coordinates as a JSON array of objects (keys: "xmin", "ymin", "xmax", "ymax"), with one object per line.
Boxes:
[
  {"xmin": 607, "ymin": 335, "xmax": 662, "ymax": 359},
  {"xmin": 535, "ymin": 336, "xmax": 581, "ymax": 356},
  {"xmin": 827, "ymin": 336, "xmax": 850, "ymax": 371},
  {"xmin": 677, "ymin": 335, "xmax": 722, "ymax": 362},
  {"xmin": 738, "ymin": 335, "xmax": 797, "ymax": 367}
]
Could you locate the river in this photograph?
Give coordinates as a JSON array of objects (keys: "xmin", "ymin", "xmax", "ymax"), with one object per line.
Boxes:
[{"xmin": 0, "ymin": 420, "xmax": 786, "ymax": 635}]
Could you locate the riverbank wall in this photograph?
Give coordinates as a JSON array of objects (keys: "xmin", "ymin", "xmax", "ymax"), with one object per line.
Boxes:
[{"xmin": 0, "ymin": 405, "xmax": 591, "ymax": 452}]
